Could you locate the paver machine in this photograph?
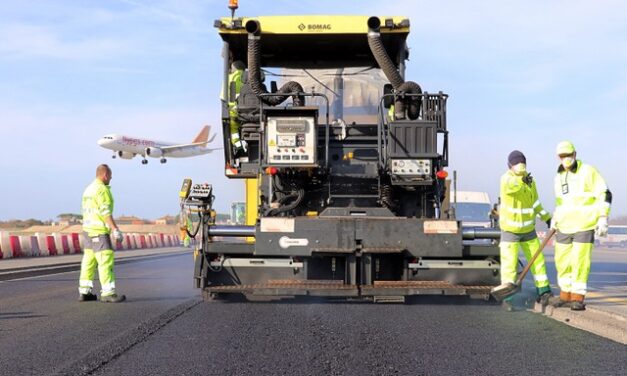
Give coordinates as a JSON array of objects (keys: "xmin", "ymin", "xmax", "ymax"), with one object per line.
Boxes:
[{"xmin": 182, "ymin": 13, "xmax": 502, "ymax": 302}]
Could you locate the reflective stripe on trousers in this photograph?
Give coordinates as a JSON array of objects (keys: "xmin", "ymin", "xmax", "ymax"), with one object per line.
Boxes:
[
  {"xmin": 78, "ymin": 248, "xmax": 117, "ymax": 296},
  {"xmin": 499, "ymin": 237, "xmax": 550, "ymax": 288},
  {"xmin": 554, "ymin": 240, "xmax": 592, "ymax": 295}
]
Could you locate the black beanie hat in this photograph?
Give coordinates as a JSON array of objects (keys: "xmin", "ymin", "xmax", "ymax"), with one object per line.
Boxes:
[{"xmin": 508, "ymin": 150, "xmax": 526, "ymax": 167}]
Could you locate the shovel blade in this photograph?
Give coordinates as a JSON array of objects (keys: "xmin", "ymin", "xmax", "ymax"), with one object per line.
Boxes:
[{"xmin": 491, "ymin": 283, "xmax": 521, "ymax": 302}]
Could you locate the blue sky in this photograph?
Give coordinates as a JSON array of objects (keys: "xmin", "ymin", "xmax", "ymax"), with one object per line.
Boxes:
[{"xmin": 1, "ymin": 0, "xmax": 626, "ymax": 220}]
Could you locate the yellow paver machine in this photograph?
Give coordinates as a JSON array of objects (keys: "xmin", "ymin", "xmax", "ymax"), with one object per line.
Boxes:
[{"xmin": 182, "ymin": 11, "xmax": 502, "ymax": 302}]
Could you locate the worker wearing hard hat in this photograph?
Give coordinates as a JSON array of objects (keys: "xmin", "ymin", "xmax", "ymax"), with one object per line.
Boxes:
[
  {"xmin": 223, "ymin": 60, "xmax": 246, "ymax": 157},
  {"xmin": 550, "ymin": 141, "xmax": 611, "ymax": 311},
  {"xmin": 496, "ymin": 151, "xmax": 553, "ymax": 310},
  {"xmin": 79, "ymin": 164, "xmax": 126, "ymax": 303}
]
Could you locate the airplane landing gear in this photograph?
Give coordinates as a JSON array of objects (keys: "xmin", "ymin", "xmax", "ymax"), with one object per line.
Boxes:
[
  {"xmin": 160, "ymin": 158, "xmax": 167, "ymax": 164},
  {"xmin": 112, "ymin": 153, "xmax": 116, "ymax": 159},
  {"xmin": 141, "ymin": 159, "xmax": 148, "ymax": 165}
]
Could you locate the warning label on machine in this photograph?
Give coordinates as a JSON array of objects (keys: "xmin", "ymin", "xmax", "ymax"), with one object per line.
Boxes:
[
  {"xmin": 423, "ymin": 220, "xmax": 458, "ymax": 234},
  {"xmin": 260, "ymin": 218, "xmax": 295, "ymax": 233}
]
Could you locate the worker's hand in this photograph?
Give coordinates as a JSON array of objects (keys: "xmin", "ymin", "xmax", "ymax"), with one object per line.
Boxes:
[
  {"xmin": 113, "ymin": 229, "xmax": 124, "ymax": 243},
  {"xmin": 522, "ymin": 173, "xmax": 533, "ymax": 186},
  {"xmin": 233, "ymin": 139, "xmax": 247, "ymax": 152},
  {"xmin": 550, "ymin": 218, "xmax": 557, "ymax": 230},
  {"xmin": 595, "ymin": 216, "xmax": 609, "ymax": 237}
]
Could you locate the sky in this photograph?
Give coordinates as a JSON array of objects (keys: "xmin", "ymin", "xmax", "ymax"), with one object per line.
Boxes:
[{"xmin": 1, "ymin": 0, "xmax": 626, "ymax": 221}]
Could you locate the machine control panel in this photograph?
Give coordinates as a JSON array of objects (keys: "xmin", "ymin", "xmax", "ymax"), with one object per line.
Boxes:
[
  {"xmin": 266, "ymin": 116, "xmax": 316, "ymax": 165},
  {"xmin": 188, "ymin": 183, "xmax": 213, "ymax": 200},
  {"xmin": 391, "ymin": 159, "xmax": 431, "ymax": 176}
]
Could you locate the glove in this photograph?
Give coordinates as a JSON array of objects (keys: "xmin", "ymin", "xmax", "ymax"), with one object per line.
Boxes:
[
  {"xmin": 113, "ymin": 229, "xmax": 124, "ymax": 243},
  {"xmin": 545, "ymin": 218, "xmax": 551, "ymax": 228},
  {"xmin": 595, "ymin": 216, "xmax": 608, "ymax": 237},
  {"xmin": 522, "ymin": 173, "xmax": 533, "ymax": 186},
  {"xmin": 233, "ymin": 139, "xmax": 248, "ymax": 153},
  {"xmin": 550, "ymin": 218, "xmax": 557, "ymax": 230}
]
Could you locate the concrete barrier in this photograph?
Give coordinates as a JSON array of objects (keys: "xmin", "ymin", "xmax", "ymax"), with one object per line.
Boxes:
[
  {"xmin": 52, "ymin": 233, "xmax": 64, "ymax": 255},
  {"xmin": 60, "ymin": 235, "xmax": 71, "ymax": 255},
  {"xmin": 79, "ymin": 233, "xmax": 86, "ymax": 250},
  {"xmin": 130, "ymin": 234, "xmax": 137, "ymax": 249},
  {"xmin": 153, "ymin": 234, "xmax": 162, "ymax": 248},
  {"xmin": 139, "ymin": 235, "xmax": 147, "ymax": 249},
  {"xmin": 46, "ymin": 235, "xmax": 58, "ymax": 256},
  {"xmin": 124, "ymin": 235, "xmax": 132, "ymax": 250},
  {"xmin": 146, "ymin": 235, "xmax": 153, "ymax": 248},
  {"xmin": 36, "ymin": 233, "xmax": 49, "ymax": 256},
  {"xmin": 30, "ymin": 236, "xmax": 41, "ymax": 256},
  {"xmin": 9, "ymin": 235, "xmax": 23, "ymax": 258},
  {"xmin": 70, "ymin": 233, "xmax": 81, "ymax": 253},
  {"xmin": 0, "ymin": 231, "xmax": 11, "ymax": 259},
  {"xmin": 19, "ymin": 235, "xmax": 32, "ymax": 257}
]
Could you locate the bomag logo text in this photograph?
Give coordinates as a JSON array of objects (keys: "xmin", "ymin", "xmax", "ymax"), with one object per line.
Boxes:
[{"xmin": 298, "ymin": 23, "xmax": 332, "ymax": 31}]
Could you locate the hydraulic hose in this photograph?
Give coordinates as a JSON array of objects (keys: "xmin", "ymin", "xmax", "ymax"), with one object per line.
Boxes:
[
  {"xmin": 246, "ymin": 20, "xmax": 305, "ymax": 106},
  {"xmin": 367, "ymin": 16, "xmax": 421, "ymax": 120}
]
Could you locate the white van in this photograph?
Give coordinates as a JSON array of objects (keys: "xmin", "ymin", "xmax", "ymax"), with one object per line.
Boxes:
[
  {"xmin": 598, "ymin": 225, "xmax": 627, "ymax": 248},
  {"xmin": 452, "ymin": 191, "xmax": 492, "ymax": 228}
]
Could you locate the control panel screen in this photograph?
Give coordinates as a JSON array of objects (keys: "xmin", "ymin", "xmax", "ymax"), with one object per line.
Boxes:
[{"xmin": 266, "ymin": 116, "xmax": 316, "ymax": 165}]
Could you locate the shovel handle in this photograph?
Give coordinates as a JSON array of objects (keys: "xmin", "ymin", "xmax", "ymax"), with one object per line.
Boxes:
[{"xmin": 515, "ymin": 228, "xmax": 557, "ymax": 285}]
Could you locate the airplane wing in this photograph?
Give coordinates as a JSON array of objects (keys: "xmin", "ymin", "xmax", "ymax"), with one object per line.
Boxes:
[{"xmin": 159, "ymin": 141, "xmax": 222, "ymax": 154}]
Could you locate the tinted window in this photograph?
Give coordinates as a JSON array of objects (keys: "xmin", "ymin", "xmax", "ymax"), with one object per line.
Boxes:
[{"xmin": 454, "ymin": 203, "xmax": 491, "ymax": 222}]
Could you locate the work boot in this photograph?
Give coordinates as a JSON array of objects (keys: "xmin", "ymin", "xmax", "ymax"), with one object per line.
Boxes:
[
  {"xmin": 501, "ymin": 297, "xmax": 515, "ymax": 312},
  {"xmin": 78, "ymin": 293, "xmax": 98, "ymax": 302},
  {"xmin": 100, "ymin": 294, "xmax": 126, "ymax": 303},
  {"xmin": 570, "ymin": 293, "xmax": 586, "ymax": 311},
  {"xmin": 550, "ymin": 291, "xmax": 571, "ymax": 308},
  {"xmin": 536, "ymin": 286, "xmax": 553, "ymax": 306}
]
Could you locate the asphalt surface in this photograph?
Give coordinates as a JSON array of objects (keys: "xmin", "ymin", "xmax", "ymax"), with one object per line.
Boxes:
[{"xmin": 1, "ymin": 252, "xmax": 625, "ymax": 376}]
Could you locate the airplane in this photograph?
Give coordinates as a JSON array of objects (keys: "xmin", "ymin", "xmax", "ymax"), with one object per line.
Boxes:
[{"xmin": 97, "ymin": 125, "xmax": 220, "ymax": 165}]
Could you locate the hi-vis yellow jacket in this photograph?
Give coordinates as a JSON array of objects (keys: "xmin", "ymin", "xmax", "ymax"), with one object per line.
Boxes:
[
  {"xmin": 82, "ymin": 179, "xmax": 114, "ymax": 236},
  {"xmin": 554, "ymin": 160, "xmax": 610, "ymax": 233},
  {"xmin": 500, "ymin": 170, "xmax": 551, "ymax": 234}
]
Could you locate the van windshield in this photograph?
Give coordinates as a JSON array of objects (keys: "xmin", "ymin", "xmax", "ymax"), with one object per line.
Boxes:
[{"xmin": 454, "ymin": 203, "xmax": 491, "ymax": 222}]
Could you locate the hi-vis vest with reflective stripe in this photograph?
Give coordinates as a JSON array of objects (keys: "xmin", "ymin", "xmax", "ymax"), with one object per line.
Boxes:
[
  {"xmin": 499, "ymin": 170, "xmax": 551, "ymax": 234},
  {"xmin": 554, "ymin": 160, "xmax": 610, "ymax": 233},
  {"xmin": 82, "ymin": 179, "xmax": 114, "ymax": 236}
]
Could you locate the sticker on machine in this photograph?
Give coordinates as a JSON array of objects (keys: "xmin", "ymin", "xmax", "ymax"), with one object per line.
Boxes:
[
  {"xmin": 423, "ymin": 220, "xmax": 458, "ymax": 234},
  {"xmin": 260, "ymin": 218, "xmax": 295, "ymax": 232},
  {"xmin": 279, "ymin": 236, "xmax": 309, "ymax": 249}
]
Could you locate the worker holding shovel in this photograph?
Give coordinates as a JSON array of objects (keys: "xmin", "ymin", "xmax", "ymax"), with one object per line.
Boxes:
[{"xmin": 493, "ymin": 151, "xmax": 554, "ymax": 311}]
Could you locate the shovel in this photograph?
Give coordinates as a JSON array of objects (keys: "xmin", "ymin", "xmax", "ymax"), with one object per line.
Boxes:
[{"xmin": 491, "ymin": 228, "xmax": 556, "ymax": 301}]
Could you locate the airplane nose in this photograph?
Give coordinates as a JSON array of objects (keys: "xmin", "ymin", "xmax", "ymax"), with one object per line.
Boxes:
[{"xmin": 97, "ymin": 139, "xmax": 105, "ymax": 146}]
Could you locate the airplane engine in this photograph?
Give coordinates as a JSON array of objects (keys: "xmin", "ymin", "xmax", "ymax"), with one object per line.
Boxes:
[
  {"xmin": 145, "ymin": 147, "xmax": 163, "ymax": 158},
  {"xmin": 117, "ymin": 151, "xmax": 136, "ymax": 160}
]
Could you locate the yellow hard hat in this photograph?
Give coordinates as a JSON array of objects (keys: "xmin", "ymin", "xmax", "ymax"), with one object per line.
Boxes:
[{"xmin": 556, "ymin": 141, "xmax": 575, "ymax": 155}]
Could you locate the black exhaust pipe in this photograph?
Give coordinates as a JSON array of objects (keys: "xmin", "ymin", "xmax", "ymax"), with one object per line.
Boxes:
[
  {"xmin": 367, "ymin": 17, "xmax": 421, "ymax": 120},
  {"xmin": 246, "ymin": 20, "xmax": 305, "ymax": 106}
]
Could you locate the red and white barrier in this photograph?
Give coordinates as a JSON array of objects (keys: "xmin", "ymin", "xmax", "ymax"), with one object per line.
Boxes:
[
  {"xmin": 10, "ymin": 235, "xmax": 23, "ymax": 258},
  {"xmin": 19, "ymin": 235, "xmax": 32, "ymax": 257},
  {"xmin": 30, "ymin": 236, "xmax": 41, "ymax": 256},
  {"xmin": 46, "ymin": 235, "xmax": 58, "ymax": 256},
  {"xmin": 0, "ymin": 231, "xmax": 11, "ymax": 259},
  {"xmin": 0, "ymin": 231, "xmax": 176, "ymax": 260},
  {"xmin": 70, "ymin": 233, "xmax": 81, "ymax": 253}
]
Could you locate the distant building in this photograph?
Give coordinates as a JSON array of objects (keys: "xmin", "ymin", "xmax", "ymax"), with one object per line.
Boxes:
[
  {"xmin": 115, "ymin": 215, "xmax": 148, "ymax": 225},
  {"xmin": 155, "ymin": 215, "xmax": 177, "ymax": 225}
]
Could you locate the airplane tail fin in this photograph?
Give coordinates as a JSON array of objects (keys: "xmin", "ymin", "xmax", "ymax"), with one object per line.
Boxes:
[{"xmin": 192, "ymin": 125, "xmax": 210, "ymax": 144}]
